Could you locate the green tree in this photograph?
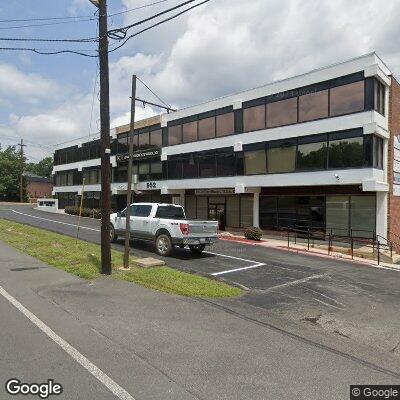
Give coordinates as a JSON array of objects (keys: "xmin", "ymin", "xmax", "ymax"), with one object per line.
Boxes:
[
  {"xmin": 0, "ymin": 145, "xmax": 26, "ymax": 202},
  {"xmin": 25, "ymin": 156, "xmax": 53, "ymax": 178}
]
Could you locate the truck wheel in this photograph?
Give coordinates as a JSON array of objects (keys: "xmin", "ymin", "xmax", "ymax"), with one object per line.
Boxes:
[
  {"xmin": 189, "ymin": 244, "xmax": 206, "ymax": 255},
  {"xmin": 155, "ymin": 234, "xmax": 173, "ymax": 257},
  {"xmin": 110, "ymin": 224, "xmax": 118, "ymax": 243}
]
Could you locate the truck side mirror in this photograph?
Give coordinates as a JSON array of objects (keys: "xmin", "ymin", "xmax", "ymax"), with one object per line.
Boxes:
[{"xmin": 117, "ymin": 212, "xmax": 122, "ymax": 218}]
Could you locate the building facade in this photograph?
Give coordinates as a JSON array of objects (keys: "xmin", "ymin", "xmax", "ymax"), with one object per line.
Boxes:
[
  {"xmin": 24, "ymin": 172, "xmax": 53, "ymax": 202},
  {"xmin": 53, "ymin": 53, "xmax": 400, "ymax": 241}
]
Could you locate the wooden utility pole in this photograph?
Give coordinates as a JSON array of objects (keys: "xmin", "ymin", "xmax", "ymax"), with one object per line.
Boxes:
[
  {"xmin": 17, "ymin": 139, "xmax": 26, "ymax": 203},
  {"xmin": 98, "ymin": 0, "xmax": 112, "ymax": 274},
  {"xmin": 123, "ymin": 75, "xmax": 137, "ymax": 269}
]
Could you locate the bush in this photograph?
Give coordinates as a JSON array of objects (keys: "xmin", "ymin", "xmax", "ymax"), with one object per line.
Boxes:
[
  {"xmin": 64, "ymin": 206, "xmax": 101, "ymax": 219},
  {"xmin": 244, "ymin": 227, "xmax": 263, "ymax": 241}
]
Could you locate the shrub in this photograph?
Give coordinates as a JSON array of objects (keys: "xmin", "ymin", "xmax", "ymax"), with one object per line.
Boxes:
[
  {"xmin": 64, "ymin": 206, "xmax": 101, "ymax": 219},
  {"xmin": 244, "ymin": 227, "xmax": 263, "ymax": 241}
]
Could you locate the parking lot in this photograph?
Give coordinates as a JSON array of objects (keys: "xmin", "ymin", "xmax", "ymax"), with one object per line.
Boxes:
[{"xmin": 2, "ymin": 204, "xmax": 400, "ymax": 357}]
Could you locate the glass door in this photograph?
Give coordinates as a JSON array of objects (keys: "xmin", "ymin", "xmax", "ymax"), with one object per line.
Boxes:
[{"xmin": 208, "ymin": 204, "xmax": 226, "ymax": 230}]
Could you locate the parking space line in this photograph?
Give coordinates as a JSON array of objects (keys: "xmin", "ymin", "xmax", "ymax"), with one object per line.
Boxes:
[
  {"xmin": 211, "ymin": 263, "xmax": 265, "ymax": 276},
  {"xmin": 204, "ymin": 250, "xmax": 261, "ymax": 264},
  {"xmin": 0, "ymin": 285, "xmax": 135, "ymax": 400},
  {"xmin": 255, "ymin": 274, "xmax": 328, "ymax": 293},
  {"xmin": 11, "ymin": 210, "xmax": 100, "ymax": 232}
]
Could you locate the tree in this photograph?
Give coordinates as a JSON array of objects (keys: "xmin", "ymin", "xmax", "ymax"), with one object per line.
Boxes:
[
  {"xmin": 25, "ymin": 156, "xmax": 53, "ymax": 178},
  {"xmin": 0, "ymin": 145, "xmax": 26, "ymax": 202}
]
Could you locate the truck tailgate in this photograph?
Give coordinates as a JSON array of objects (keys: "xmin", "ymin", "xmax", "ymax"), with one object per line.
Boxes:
[{"xmin": 187, "ymin": 221, "xmax": 218, "ymax": 236}]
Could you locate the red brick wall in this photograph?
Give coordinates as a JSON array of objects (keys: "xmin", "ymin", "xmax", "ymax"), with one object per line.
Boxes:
[
  {"xmin": 388, "ymin": 77, "xmax": 400, "ymax": 248},
  {"xmin": 27, "ymin": 181, "xmax": 53, "ymax": 201}
]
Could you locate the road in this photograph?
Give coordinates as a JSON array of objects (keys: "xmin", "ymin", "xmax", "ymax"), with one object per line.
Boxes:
[{"xmin": 1, "ymin": 204, "xmax": 400, "ymax": 399}]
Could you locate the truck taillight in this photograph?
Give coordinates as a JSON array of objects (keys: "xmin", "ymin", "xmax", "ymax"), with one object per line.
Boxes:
[{"xmin": 179, "ymin": 223, "xmax": 190, "ymax": 235}]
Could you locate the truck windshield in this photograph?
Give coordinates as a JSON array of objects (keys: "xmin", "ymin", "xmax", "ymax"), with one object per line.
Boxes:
[{"xmin": 155, "ymin": 206, "xmax": 185, "ymax": 219}]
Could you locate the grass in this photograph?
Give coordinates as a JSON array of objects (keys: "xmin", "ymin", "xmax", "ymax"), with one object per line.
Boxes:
[{"xmin": 0, "ymin": 219, "xmax": 242, "ymax": 298}]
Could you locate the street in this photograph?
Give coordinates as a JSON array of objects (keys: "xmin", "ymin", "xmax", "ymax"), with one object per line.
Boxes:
[{"xmin": 1, "ymin": 204, "xmax": 400, "ymax": 399}]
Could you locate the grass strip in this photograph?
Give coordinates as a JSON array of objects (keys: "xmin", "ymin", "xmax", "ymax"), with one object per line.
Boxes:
[{"xmin": 0, "ymin": 219, "xmax": 242, "ymax": 298}]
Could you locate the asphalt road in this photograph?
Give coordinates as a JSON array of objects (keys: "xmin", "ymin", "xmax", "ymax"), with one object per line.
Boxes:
[
  {"xmin": 1, "ymin": 204, "xmax": 400, "ymax": 374},
  {"xmin": 0, "ymin": 236, "xmax": 399, "ymax": 400}
]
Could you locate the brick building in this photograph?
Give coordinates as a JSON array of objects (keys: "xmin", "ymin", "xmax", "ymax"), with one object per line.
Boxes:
[
  {"xmin": 24, "ymin": 172, "xmax": 53, "ymax": 202},
  {"xmin": 52, "ymin": 53, "xmax": 399, "ymax": 243}
]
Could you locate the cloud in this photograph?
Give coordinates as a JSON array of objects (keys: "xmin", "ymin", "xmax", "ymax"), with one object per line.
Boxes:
[{"xmin": 0, "ymin": 63, "xmax": 61, "ymax": 103}]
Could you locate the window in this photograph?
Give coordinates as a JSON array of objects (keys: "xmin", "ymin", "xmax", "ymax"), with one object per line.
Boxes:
[
  {"xmin": 198, "ymin": 117, "xmax": 215, "ymax": 140},
  {"xmin": 139, "ymin": 162, "xmax": 150, "ymax": 179},
  {"xmin": 185, "ymin": 196, "xmax": 196, "ymax": 219},
  {"xmin": 350, "ymin": 196, "xmax": 376, "ymax": 238},
  {"xmin": 328, "ymin": 134, "xmax": 363, "ymax": 168},
  {"xmin": 374, "ymin": 79, "xmax": 385, "ymax": 116},
  {"xmin": 138, "ymin": 131, "xmax": 150, "ymax": 148},
  {"xmin": 117, "ymin": 134, "xmax": 128, "ymax": 154},
  {"xmin": 216, "ymin": 150, "xmax": 236, "ymax": 176},
  {"xmin": 267, "ymin": 140, "xmax": 296, "ymax": 173},
  {"xmin": 260, "ymin": 197, "xmax": 278, "ymax": 229},
  {"xmin": 267, "ymin": 97, "xmax": 298, "ymax": 128},
  {"xmin": 198, "ymin": 152, "xmax": 216, "ymax": 177},
  {"xmin": 150, "ymin": 161, "xmax": 162, "ymax": 179},
  {"xmin": 168, "ymin": 158, "xmax": 182, "ymax": 179},
  {"xmin": 330, "ymin": 81, "xmax": 364, "ymax": 116},
  {"xmin": 226, "ymin": 196, "xmax": 240, "ymax": 227},
  {"xmin": 373, "ymin": 136, "xmax": 383, "ymax": 169},
  {"xmin": 243, "ymin": 104, "xmax": 266, "ymax": 132},
  {"xmin": 150, "ymin": 129, "xmax": 162, "ymax": 147},
  {"xmin": 216, "ymin": 112, "xmax": 234, "ymax": 137},
  {"xmin": 297, "ymin": 135, "xmax": 327, "ymax": 170},
  {"xmin": 182, "ymin": 154, "xmax": 198, "ymax": 179},
  {"xmin": 132, "ymin": 204, "xmax": 152, "ymax": 217},
  {"xmin": 182, "ymin": 121, "xmax": 198, "ymax": 143},
  {"xmin": 240, "ymin": 196, "xmax": 253, "ymax": 227},
  {"xmin": 244, "ymin": 147, "xmax": 266, "ymax": 175},
  {"xmin": 277, "ymin": 197, "xmax": 297, "ymax": 229},
  {"xmin": 155, "ymin": 205, "xmax": 185, "ymax": 219},
  {"xmin": 168, "ymin": 125, "xmax": 182, "ymax": 145},
  {"xmin": 299, "ymin": 89, "xmax": 329, "ymax": 122}
]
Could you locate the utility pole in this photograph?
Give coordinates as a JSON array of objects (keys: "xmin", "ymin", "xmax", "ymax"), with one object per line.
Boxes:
[
  {"xmin": 97, "ymin": 0, "xmax": 112, "ymax": 274},
  {"xmin": 17, "ymin": 139, "xmax": 26, "ymax": 203},
  {"xmin": 123, "ymin": 75, "xmax": 137, "ymax": 269}
]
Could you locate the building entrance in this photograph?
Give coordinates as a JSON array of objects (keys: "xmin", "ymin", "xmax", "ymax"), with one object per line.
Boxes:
[{"xmin": 208, "ymin": 203, "xmax": 226, "ymax": 230}]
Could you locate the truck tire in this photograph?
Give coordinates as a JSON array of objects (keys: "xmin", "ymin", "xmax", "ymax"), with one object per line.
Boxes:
[
  {"xmin": 110, "ymin": 224, "xmax": 118, "ymax": 243},
  {"xmin": 155, "ymin": 234, "xmax": 173, "ymax": 257},
  {"xmin": 189, "ymin": 244, "xmax": 206, "ymax": 255}
]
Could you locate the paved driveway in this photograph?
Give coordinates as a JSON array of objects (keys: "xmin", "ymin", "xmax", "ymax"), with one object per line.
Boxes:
[{"xmin": 1, "ymin": 204, "xmax": 400, "ymax": 360}]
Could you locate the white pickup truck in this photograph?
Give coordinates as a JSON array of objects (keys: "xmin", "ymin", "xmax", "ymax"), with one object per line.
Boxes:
[{"xmin": 110, "ymin": 203, "xmax": 218, "ymax": 256}]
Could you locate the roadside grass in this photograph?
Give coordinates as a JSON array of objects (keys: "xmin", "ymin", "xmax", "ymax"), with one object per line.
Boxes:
[{"xmin": 0, "ymin": 219, "xmax": 242, "ymax": 298}]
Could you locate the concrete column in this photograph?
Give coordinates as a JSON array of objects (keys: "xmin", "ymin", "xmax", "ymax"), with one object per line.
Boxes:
[
  {"xmin": 376, "ymin": 192, "xmax": 388, "ymax": 239},
  {"xmin": 253, "ymin": 192, "xmax": 259, "ymax": 227}
]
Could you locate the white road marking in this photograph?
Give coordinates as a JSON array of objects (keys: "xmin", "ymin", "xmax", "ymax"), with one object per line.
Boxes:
[
  {"xmin": 0, "ymin": 285, "xmax": 135, "ymax": 400},
  {"xmin": 303, "ymin": 287, "xmax": 346, "ymax": 307},
  {"xmin": 204, "ymin": 250, "xmax": 261, "ymax": 264},
  {"xmin": 11, "ymin": 210, "xmax": 100, "ymax": 232},
  {"xmin": 211, "ymin": 262, "xmax": 265, "ymax": 276},
  {"xmin": 313, "ymin": 297, "xmax": 342, "ymax": 310},
  {"xmin": 255, "ymin": 274, "xmax": 328, "ymax": 293}
]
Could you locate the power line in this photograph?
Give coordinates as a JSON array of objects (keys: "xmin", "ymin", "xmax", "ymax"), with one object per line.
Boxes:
[
  {"xmin": 109, "ymin": 0, "xmax": 210, "ymax": 52},
  {"xmin": 0, "ymin": 47, "xmax": 98, "ymax": 57},
  {"xmin": 137, "ymin": 77, "xmax": 171, "ymax": 108},
  {"xmin": 0, "ymin": 18, "xmax": 97, "ymax": 31},
  {"xmin": 0, "ymin": 36, "xmax": 98, "ymax": 43},
  {"xmin": 108, "ymin": 0, "xmax": 197, "ymax": 39}
]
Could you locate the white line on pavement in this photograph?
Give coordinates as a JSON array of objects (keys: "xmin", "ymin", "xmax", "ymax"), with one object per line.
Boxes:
[
  {"xmin": 211, "ymin": 262, "xmax": 265, "ymax": 276},
  {"xmin": 0, "ymin": 285, "xmax": 135, "ymax": 400},
  {"xmin": 204, "ymin": 250, "xmax": 261, "ymax": 264},
  {"xmin": 11, "ymin": 210, "xmax": 100, "ymax": 232},
  {"xmin": 255, "ymin": 274, "xmax": 328, "ymax": 293}
]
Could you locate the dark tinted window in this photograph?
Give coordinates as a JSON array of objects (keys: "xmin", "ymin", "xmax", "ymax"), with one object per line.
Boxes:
[
  {"xmin": 198, "ymin": 117, "xmax": 215, "ymax": 140},
  {"xmin": 150, "ymin": 129, "xmax": 162, "ymax": 147},
  {"xmin": 216, "ymin": 150, "xmax": 236, "ymax": 176},
  {"xmin": 118, "ymin": 134, "xmax": 128, "ymax": 154},
  {"xmin": 182, "ymin": 154, "xmax": 198, "ymax": 178},
  {"xmin": 216, "ymin": 112, "xmax": 235, "ymax": 137},
  {"xmin": 299, "ymin": 89, "xmax": 329, "ymax": 122},
  {"xmin": 374, "ymin": 80, "xmax": 385, "ymax": 116},
  {"xmin": 168, "ymin": 125, "xmax": 182, "ymax": 145},
  {"xmin": 138, "ymin": 131, "xmax": 150, "ymax": 148},
  {"xmin": 155, "ymin": 205, "xmax": 185, "ymax": 219},
  {"xmin": 330, "ymin": 81, "xmax": 364, "ymax": 116},
  {"xmin": 297, "ymin": 137, "xmax": 327, "ymax": 170},
  {"xmin": 131, "ymin": 205, "xmax": 152, "ymax": 217},
  {"xmin": 373, "ymin": 136, "xmax": 383, "ymax": 168},
  {"xmin": 267, "ymin": 140, "xmax": 296, "ymax": 173},
  {"xmin": 198, "ymin": 152, "xmax": 216, "ymax": 177},
  {"xmin": 243, "ymin": 104, "xmax": 266, "ymax": 132},
  {"xmin": 267, "ymin": 97, "xmax": 298, "ymax": 128},
  {"xmin": 328, "ymin": 136, "xmax": 363, "ymax": 168},
  {"xmin": 168, "ymin": 158, "xmax": 182, "ymax": 179},
  {"xmin": 244, "ymin": 149, "xmax": 266, "ymax": 175},
  {"xmin": 182, "ymin": 121, "xmax": 198, "ymax": 143}
]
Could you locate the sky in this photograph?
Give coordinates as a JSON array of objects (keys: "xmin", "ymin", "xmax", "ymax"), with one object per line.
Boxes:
[{"xmin": 0, "ymin": 0, "xmax": 400, "ymax": 162}]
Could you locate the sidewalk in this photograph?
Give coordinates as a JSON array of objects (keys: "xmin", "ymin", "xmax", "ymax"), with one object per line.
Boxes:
[
  {"xmin": 219, "ymin": 230, "xmax": 400, "ymax": 271},
  {"xmin": 1, "ymin": 240, "xmax": 399, "ymax": 399}
]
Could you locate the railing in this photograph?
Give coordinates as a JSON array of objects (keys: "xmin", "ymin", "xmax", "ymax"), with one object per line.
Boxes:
[{"xmin": 286, "ymin": 226, "xmax": 399, "ymax": 266}]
